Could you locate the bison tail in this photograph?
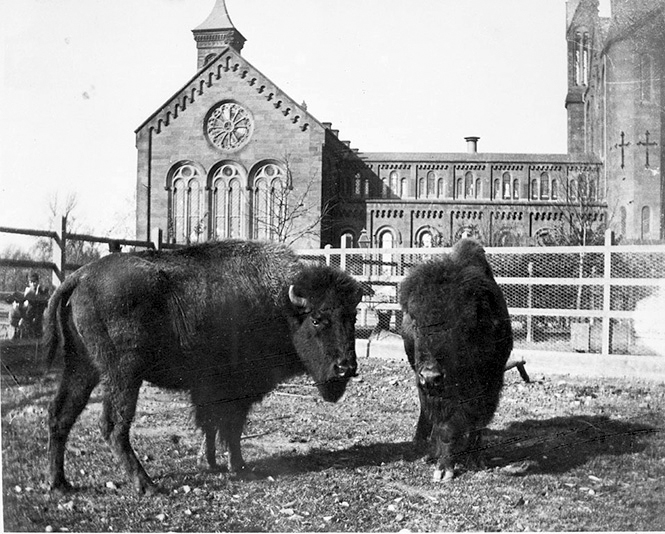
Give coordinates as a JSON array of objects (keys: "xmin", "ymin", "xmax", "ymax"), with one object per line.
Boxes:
[{"xmin": 43, "ymin": 274, "xmax": 79, "ymax": 369}]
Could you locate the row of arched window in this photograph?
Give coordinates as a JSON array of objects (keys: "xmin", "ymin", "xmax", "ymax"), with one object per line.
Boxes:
[
  {"xmin": 572, "ymin": 29, "xmax": 590, "ymax": 86},
  {"xmin": 346, "ymin": 170, "xmax": 599, "ymax": 202},
  {"xmin": 167, "ymin": 160, "xmax": 287, "ymax": 244}
]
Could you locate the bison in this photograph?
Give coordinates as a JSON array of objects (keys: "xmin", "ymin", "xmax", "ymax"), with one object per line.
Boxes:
[
  {"xmin": 44, "ymin": 240, "xmax": 363, "ymax": 494},
  {"xmin": 399, "ymin": 239, "xmax": 513, "ymax": 482}
]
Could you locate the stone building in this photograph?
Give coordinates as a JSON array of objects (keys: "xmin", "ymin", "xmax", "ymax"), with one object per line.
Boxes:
[
  {"xmin": 135, "ymin": 0, "xmax": 662, "ymax": 248},
  {"xmin": 566, "ymin": 0, "xmax": 665, "ymax": 242}
]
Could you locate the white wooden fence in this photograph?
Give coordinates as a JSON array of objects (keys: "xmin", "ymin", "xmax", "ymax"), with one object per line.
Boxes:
[{"xmin": 2, "ymin": 222, "xmax": 664, "ymax": 357}]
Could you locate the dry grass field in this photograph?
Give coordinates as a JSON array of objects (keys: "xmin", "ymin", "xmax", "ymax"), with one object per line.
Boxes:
[{"xmin": 2, "ymin": 342, "xmax": 664, "ymax": 531}]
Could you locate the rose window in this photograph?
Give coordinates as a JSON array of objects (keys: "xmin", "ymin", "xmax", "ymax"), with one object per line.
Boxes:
[{"xmin": 205, "ymin": 101, "xmax": 253, "ymax": 151}]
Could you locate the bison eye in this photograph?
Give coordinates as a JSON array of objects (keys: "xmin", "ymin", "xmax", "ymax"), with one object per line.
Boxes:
[{"xmin": 311, "ymin": 316, "xmax": 329, "ymax": 328}]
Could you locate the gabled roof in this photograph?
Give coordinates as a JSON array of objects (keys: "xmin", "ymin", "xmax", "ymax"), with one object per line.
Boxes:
[{"xmin": 135, "ymin": 46, "xmax": 324, "ymax": 136}]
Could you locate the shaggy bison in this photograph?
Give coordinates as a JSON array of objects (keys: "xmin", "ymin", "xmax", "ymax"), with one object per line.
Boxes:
[
  {"xmin": 44, "ymin": 240, "xmax": 363, "ymax": 494},
  {"xmin": 400, "ymin": 239, "xmax": 513, "ymax": 482}
]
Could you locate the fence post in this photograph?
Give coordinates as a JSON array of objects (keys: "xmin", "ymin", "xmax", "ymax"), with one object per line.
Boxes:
[
  {"xmin": 526, "ymin": 261, "xmax": 533, "ymax": 343},
  {"xmin": 601, "ymin": 229, "xmax": 614, "ymax": 356},
  {"xmin": 52, "ymin": 215, "xmax": 67, "ymax": 286},
  {"xmin": 151, "ymin": 227, "xmax": 163, "ymax": 251}
]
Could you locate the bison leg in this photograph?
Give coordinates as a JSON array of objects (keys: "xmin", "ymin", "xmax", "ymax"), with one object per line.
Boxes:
[
  {"xmin": 99, "ymin": 379, "xmax": 155, "ymax": 494},
  {"xmin": 48, "ymin": 363, "xmax": 99, "ymax": 492},
  {"xmin": 431, "ymin": 422, "xmax": 462, "ymax": 483},
  {"xmin": 465, "ymin": 428, "xmax": 486, "ymax": 469},
  {"xmin": 218, "ymin": 399, "xmax": 258, "ymax": 479},
  {"xmin": 414, "ymin": 396, "xmax": 433, "ymax": 445}
]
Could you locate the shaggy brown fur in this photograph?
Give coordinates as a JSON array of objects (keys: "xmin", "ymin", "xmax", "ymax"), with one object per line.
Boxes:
[
  {"xmin": 400, "ymin": 239, "xmax": 513, "ymax": 482},
  {"xmin": 44, "ymin": 240, "xmax": 362, "ymax": 494}
]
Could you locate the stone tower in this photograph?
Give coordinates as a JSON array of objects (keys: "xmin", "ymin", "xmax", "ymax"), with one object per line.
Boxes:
[{"xmin": 192, "ymin": 0, "xmax": 246, "ymax": 70}]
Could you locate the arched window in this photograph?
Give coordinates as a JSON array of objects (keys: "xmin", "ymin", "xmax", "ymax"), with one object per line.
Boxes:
[
  {"xmin": 578, "ymin": 173, "xmax": 588, "ymax": 199},
  {"xmin": 456, "ymin": 178, "xmax": 463, "ymax": 199},
  {"xmin": 378, "ymin": 229, "xmax": 395, "ymax": 276},
  {"xmin": 354, "ymin": 173, "xmax": 362, "ymax": 197},
  {"xmin": 588, "ymin": 178, "xmax": 597, "ymax": 201},
  {"xmin": 502, "ymin": 172, "xmax": 511, "ymax": 199},
  {"xmin": 540, "ymin": 172, "xmax": 550, "ymax": 199},
  {"xmin": 400, "ymin": 178, "xmax": 408, "ymax": 198},
  {"xmin": 641, "ymin": 206, "xmax": 651, "ymax": 240},
  {"xmin": 187, "ymin": 174, "xmax": 203, "ymax": 242},
  {"xmin": 253, "ymin": 162, "xmax": 286, "ymax": 241},
  {"xmin": 569, "ymin": 179, "xmax": 578, "ymax": 202},
  {"xmin": 493, "ymin": 179, "xmax": 501, "ymax": 199},
  {"xmin": 418, "ymin": 230, "xmax": 433, "ymax": 248},
  {"xmin": 464, "ymin": 172, "xmax": 474, "ymax": 198},
  {"xmin": 530, "ymin": 178, "xmax": 538, "ymax": 200},
  {"xmin": 169, "ymin": 163, "xmax": 204, "ymax": 244},
  {"xmin": 574, "ymin": 30, "xmax": 590, "ymax": 86},
  {"xmin": 212, "ymin": 163, "xmax": 246, "ymax": 239},
  {"xmin": 427, "ymin": 171, "xmax": 436, "ymax": 198},
  {"xmin": 390, "ymin": 171, "xmax": 399, "ymax": 198},
  {"xmin": 204, "ymin": 53, "xmax": 216, "ymax": 66},
  {"xmin": 475, "ymin": 178, "xmax": 481, "ymax": 199},
  {"xmin": 382, "ymin": 176, "xmax": 389, "ymax": 199},
  {"xmin": 437, "ymin": 178, "xmax": 444, "ymax": 198},
  {"xmin": 551, "ymin": 179, "xmax": 558, "ymax": 200},
  {"xmin": 418, "ymin": 177, "xmax": 426, "ymax": 198},
  {"xmin": 341, "ymin": 231, "xmax": 354, "ymax": 248},
  {"xmin": 512, "ymin": 179, "xmax": 520, "ymax": 199}
]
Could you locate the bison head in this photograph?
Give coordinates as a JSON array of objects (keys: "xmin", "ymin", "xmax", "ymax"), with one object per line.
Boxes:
[
  {"xmin": 402, "ymin": 312, "xmax": 451, "ymax": 396},
  {"xmin": 286, "ymin": 266, "xmax": 363, "ymax": 402}
]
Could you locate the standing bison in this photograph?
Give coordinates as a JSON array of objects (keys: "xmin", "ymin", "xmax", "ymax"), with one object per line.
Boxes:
[
  {"xmin": 400, "ymin": 239, "xmax": 512, "ymax": 482},
  {"xmin": 44, "ymin": 240, "xmax": 363, "ymax": 494}
]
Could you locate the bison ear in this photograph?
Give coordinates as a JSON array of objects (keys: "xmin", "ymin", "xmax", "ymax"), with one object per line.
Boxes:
[{"xmin": 288, "ymin": 285, "xmax": 310, "ymax": 310}]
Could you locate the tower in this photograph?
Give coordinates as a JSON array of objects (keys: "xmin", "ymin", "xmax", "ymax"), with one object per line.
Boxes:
[
  {"xmin": 565, "ymin": 0, "xmax": 598, "ymax": 154},
  {"xmin": 192, "ymin": 0, "xmax": 246, "ymax": 70}
]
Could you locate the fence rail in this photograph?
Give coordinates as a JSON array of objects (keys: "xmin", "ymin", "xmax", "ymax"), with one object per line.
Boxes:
[{"xmin": 2, "ymin": 222, "xmax": 664, "ymax": 358}]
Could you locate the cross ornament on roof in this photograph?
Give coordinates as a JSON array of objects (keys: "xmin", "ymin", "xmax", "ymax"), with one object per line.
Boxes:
[
  {"xmin": 636, "ymin": 130, "xmax": 658, "ymax": 169},
  {"xmin": 614, "ymin": 131, "xmax": 630, "ymax": 169}
]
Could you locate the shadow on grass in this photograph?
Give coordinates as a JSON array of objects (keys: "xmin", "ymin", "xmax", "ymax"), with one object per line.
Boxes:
[
  {"xmin": 485, "ymin": 415, "xmax": 661, "ymax": 474},
  {"xmin": 237, "ymin": 415, "xmax": 660, "ymax": 480}
]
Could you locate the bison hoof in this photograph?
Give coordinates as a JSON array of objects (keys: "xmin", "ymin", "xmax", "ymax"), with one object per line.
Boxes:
[
  {"xmin": 432, "ymin": 468, "xmax": 454, "ymax": 483},
  {"xmin": 50, "ymin": 479, "xmax": 73, "ymax": 494}
]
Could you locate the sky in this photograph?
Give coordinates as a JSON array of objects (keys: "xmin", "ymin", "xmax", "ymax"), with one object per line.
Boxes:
[{"xmin": 0, "ymin": 0, "xmax": 570, "ymax": 250}]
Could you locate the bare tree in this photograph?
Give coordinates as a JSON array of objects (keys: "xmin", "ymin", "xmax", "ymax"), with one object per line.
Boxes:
[
  {"xmin": 253, "ymin": 153, "xmax": 331, "ymax": 246},
  {"xmin": 545, "ymin": 175, "xmax": 608, "ymax": 311},
  {"xmin": 33, "ymin": 193, "xmax": 102, "ymax": 267}
]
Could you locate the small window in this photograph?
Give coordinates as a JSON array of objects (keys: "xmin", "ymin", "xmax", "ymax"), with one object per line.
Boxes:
[
  {"xmin": 540, "ymin": 172, "xmax": 550, "ymax": 199},
  {"xmin": 502, "ymin": 172, "xmax": 511, "ymax": 199},
  {"xmin": 641, "ymin": 206, "xmax": 651, "ymax": 239}
]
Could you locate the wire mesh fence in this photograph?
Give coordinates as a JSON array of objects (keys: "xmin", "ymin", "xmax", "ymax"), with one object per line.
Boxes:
[{"xmin": 296, "ymin": 239, "xmax": 665, "ymax": 357}]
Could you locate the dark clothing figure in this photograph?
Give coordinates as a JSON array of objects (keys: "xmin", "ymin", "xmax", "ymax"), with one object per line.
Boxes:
[{"xmin": 22, "ymin": 273, "xmax": 49, "ymax": 338}]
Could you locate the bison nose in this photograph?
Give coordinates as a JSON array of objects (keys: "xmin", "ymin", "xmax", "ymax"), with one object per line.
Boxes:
[
  {"xmin": 419, "ymin": 367, "xmax": 444, "ymax": 389},
  {"xmin": 334, "ymin": 357, "xmax": 357, "ymax": 378}
]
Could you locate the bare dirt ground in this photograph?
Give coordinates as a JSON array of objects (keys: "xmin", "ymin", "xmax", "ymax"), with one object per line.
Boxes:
[{"xmin": 2, "ymin": 341, "xmax": 665, "ymax": 532}]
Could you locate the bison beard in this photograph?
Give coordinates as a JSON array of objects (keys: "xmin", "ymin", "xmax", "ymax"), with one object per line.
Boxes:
[
  {"xmin": 43, "ymin": 240, "xmax": 362, "ymax": 494},
  {"xmin": 400, "ymin": 239, "xmax": 513, "ymax": 482}
]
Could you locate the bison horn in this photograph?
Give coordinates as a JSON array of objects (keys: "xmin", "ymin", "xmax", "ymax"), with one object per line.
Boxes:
[{"xmin": 288, "ymin": 285, "xmax": 309, "ymax": 308}]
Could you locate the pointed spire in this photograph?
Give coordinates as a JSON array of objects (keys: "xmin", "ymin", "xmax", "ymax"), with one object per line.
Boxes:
[
  {"xmin": 192, "ymin": 0, "xmax": 246, "ymax": 69},
  {"xmin": 194, "ymin": 0, "xmax": 237, "ymax": 32}
]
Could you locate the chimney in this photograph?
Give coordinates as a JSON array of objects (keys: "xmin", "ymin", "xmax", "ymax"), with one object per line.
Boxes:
[{"xmin": 465, "ymin": 136, "xmax": 479, "ymax": 153}]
